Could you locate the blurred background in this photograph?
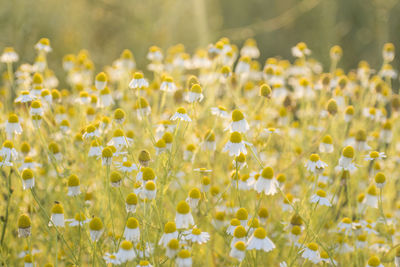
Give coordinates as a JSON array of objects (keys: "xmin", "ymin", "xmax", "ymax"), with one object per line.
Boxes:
[{"xmin": 1, "ymin": 0, "xmax": 399, "ymax": 71}]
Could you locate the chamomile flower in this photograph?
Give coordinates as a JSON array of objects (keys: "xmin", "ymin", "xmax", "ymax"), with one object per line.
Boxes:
[
  {"xmin": 246, "ymin": 227, "xmax": 275, "ymax": 252},
  {"xmin": 228, "ymin": 110, "xmax": 249, "ymax": 133},
  {"xmin": 255, "ymin": 167, "xmax": 278, "ymax": 195},
  {"xmin": 338, "ymin": 146, "xmax": 356, "ymax": 172},
  {"xmin": 305, "ymin": 154, "xmax": 327, "ymax": 174},
  {"xmin": 366, "ymin": 185, "xmax": 378, "ymax": 208},
  {"xmin": 116, "ymin": 240, "xmax": 136, "ymax": 263},
  {"xmin": 21, "ymin": 169, "xmax": 35, "ymax": 190},
  {"xmin": 176, "ymin": 249, "xmax": 192, "ymax": 267},
  {"xmin": 223, "ymin": 132, "xmax": 248, "ymax": 156},
  {"xmin": 301, "ymin": 242, "xmax": 321, "ymax": 264},
  {"xmin": 67, "ymin": 212, "xmax": 89, "ymax": 227},
  {"xmin": 103, "ymin": 253, "xmax": 121, "ymax": 265},
  {"xmin": 292, "ymin": 42, "xmax": 311, "ymax": 58},
  {"xmin": 124, "ymin": 217, "xmax": 140, "ymax": 242},
  {"xmin": 365, "ymin": 151, "xmax": 386, "ymax": 161},
  {"xmin": 366, "ymin": 255, "xmax": 384, "ymax": 267},
  {"xmin": 175, "ymin": 201, "xmax": 194, "ymax": 229},
  {"xmin": 49, "ymin": 202, "xmax": 65, "ymax": 227},
  {"xmin": 0, "ymin": 140, "xmax": 18, "ymax": 162},
  {"xmin": 319, "ymin": 135, "xmax": 334, "ymax": 153},
  {"xmin": 184, "ymin": 228, "xmax": 210, "ymax": 244},
  {"xmin": 5, "ymin": 113, "xmax": 23, "ymax": 138},
  {"xmin": 187, "ymin": 188, "xmax": 201, "ymax": 209},
  {"xmin": 35, "ymin": 38, "xmax": 52, "ymax": 52},
  {"xmin": 310, "ymin": 189, "xmax": 331, "ymax": 206},
  {"xmin": 171, "ymin": 107, "xmax": 191, "ymax": 122},
  {"xmin": 1, "ymin": 47, "xmax": 19, "ymax": 63},
  {"xmin": 18, "ymin": 214, "xmax": 31, "ymax": 238},
  {"xmin": 160, "ymin": 76, "xmax": 177, "ymax": 93},
  {"xmin": 95, "ymin": 72, "xmax": 107, "ymax": 90},
  {"xmin": 186, "ymin": 84, "xmax": 204, "ymax": 103},
  {"xmin": 67, "ymin": 174, "xmax": 80, "ymax": 196},
  {"xmin": 89, "ymin": 217, "xmax": 104, "ymax": 242},
  {"xmin": 230, "ymin": 241, "xmax": 246, "ymax": 261},
  {"xmin": 211, "ymin": 105, "xmax": 229, "ymax": 118},
  {"xmin": 129, "ymin": 72, "xmax": 149, "ymax": 90}
]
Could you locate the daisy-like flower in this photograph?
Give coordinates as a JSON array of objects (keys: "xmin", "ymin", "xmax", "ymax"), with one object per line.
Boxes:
[
  {"xmin": 301, "ymin": 242, "xmax": 321, "ymax": 264},
  {"xmin": 240, "ymin": 38, "xmax": 260, "ymax": 58},
  {"xmin": 175, "ymin": 201, "xmax": 194, "ymax": 229},
  {"xmin": 186, "ymin": 84, "xmax": 204, "ymax": 103},
  {"xmin": 366, "ymin": 255, "xmax": 384, "ymax": 267},
  {"xmin": 23, "ymin": 254, "xmax": 34, "ymax": 267},
  {"xmin": 310, "ymin": 189, "xmax": 331, "ymax": 207},
  {"xmin": 187, "ymin": 188, "xmax": 201, "ymax": 209},
  {"xmin": 319, "ymin": 135, "xmax": 334, "ymax": 153},
  {"xmin": 101, "ymin": 147, "xmax": 113, "ymax": 166},
  {"xmin": 117, "ymin": 159, "xmax": 138, "ymax": 173},
  {"xmin": 135, "ymin": 97, "xmax": 151, "ymax": 119},
  {"xmin": 5, "ymin": 113, "xmax": 23, "ymax": 138},
  {"xmin": 344, "ymin": 106, "xmax": 355, "ymax": 122},
  {"xmin": 176, "ymin": 249, "xmax": 192, "ymax": 267},
  {"xmin": 223, "ymin": 132, "xmax": 248, "ymax": 156},
  {"xmin": 116, "ymin": 240, "xmax": 136, "ymax": 263},
  {"xmin": 83, "ymin": 124, "xmax": 100, "ymax": 139},
  {"xmin": 99, "ymin": 87, "xmax": 114, "ymax": 107},
  {"xmin": 211, "ymin": 105, "xmax": 229, "ymax": 118},
  {"xmin": 49, "ymin": 202, "xmax": 65, "ymax": 227},
  {"xmin": 95, "ymin": 72, "xmax": 107, "ymax": 90},
  {"xmin": 103, "ymin": 253, "xmax": 121, "ymax": 265},
  {"xmin": 184, "ymin": 228, "xmax": 210, "ymax": 244},
  {"xmin": 171, "ymin": 107, "xmax": 191, "ymax": 122},
  {"xmin": 124, "ymin": 217, "xmax": 140, "ymax": 242},
  {"xmin": 137, "ymin": 260, "xmax": 153, "ymax": 267},
  {"xmin": 365, "ymin": 151, "xmax": 386, "ymax": 161},
  {"xmin": 255, "ymin": 167, "xmax": 278, "ymax": 196},
  {"xmin": 147, "ymin": 46, "xmax": 163, "ymax": 61},
  {"xmin": 89, "ymin": 217, "xmax": 103, "ymax": 242},
  {"xmin": 374, "ymin": 172, "xmax": 386, "ymax": 188},
  {"xmin": 88, "ymin": 139, "xmax": 103, "ymax": 157},
  {"xmin": 246, "ymin": 227, "xmax": 275, "ymax": 252},
  {"xmin": 366, "ymin": 185, "xmax": 378, "ymax": 208},
  {"xmin": 129, "ymin": 72, "xmax": 149, "ymax": 89},
  {"xmin": 292, "ymin": 42, "xmax": 311, "ymax": 58},
  {"xmin": 141, "ymin": 181, "xmax": 157, "ymax": 200},
  {"xmin": 235, "ymin": 56, "xmax": 251, "ymax": 75},
  {"xmin": 230, "ymin": 241, "xmax": 246, "ymax": 262},
  {"xmin": 227, "ymin": 218, "xmax": 241, "ymax": 236},
  {"xmin": 231, "ymin": 225, "xmax": 247, "ymax": 248},
  {"xmin": 67, "ymin": 174, "xmax": 80, "ymax": 196},
  {"xmin": 159, "ymin": 222, "xmax": 178, "ymax": 247},
  {"xmin": 18, "ymin": 214, "xmax": 31, "ymax": 238},
  {"xmin": 125, "ymin": 193, "xmax": 138, "ymax": 213},
  {"xmin": 235, "ymin": 208, "xmax": 249, "ymax": 227},
  {"xmin": 35, "ymin": 38, "xmax": 52, "ymax": 53},
  {"xmin": 160, "ymin": 76, "xmax": 177, "ymax": 93},
  {"xmin": 0, "ymin": 140, "xmax": 18, "ymax": 162},
  {"xmin": 337, "ymin": 217, "xmax": 353, "ymax": 235},
  {"xmin": 337, "ymin": 146, "xmax": 356, "ymax": 171},
  {"xmin": 15, "ymin": 91, "xmax": 33, "ymax": 103},
  {"xmin": 228, "ymin": 110, "xmax": 249, "ymax": 133},
  {"xmin": 67, "ymin": 212, "xmax": 89, "ymax": 227},
  {"xmin": 1, "ymin": 47, "xmax": 19, "ymax": 63},
  {"xmin": 233, "ymin": 153, "xmax": 247, "ymax": 169},
  {"xmin": 21, "ymin": 169, "xmax": 35, "ymax": 190},
  {"xmin": 161, "ymin": 239, "xmax": 178, "ymax": 259},
  {"xmin": 305, "ymin": 154, "xmax": 327, "ymax": 174},
  {"xmin": 107, "ymin": 129, "xmax": 128, "ymax": 149}
]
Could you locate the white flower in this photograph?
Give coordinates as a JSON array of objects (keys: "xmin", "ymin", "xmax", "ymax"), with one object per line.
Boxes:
[
  {"xmin": 175, "ymin": 201, "xmax": 194, "ymax": 229},
  {"xmin": 211, "ymin": 106, "xmax": 229, "ymax": 118},
  {"xmin": 116, "ymin": 241, "xmax": 135, "ymax": 263},
  {"xmin": 310, "ymin": 190, "xmax": 331, "ymax": 207},
  {"xmin": 171, "ymin": 108, "xmax": 191, "ymax": 122},
  {"xmin": 246, "ymin": 228, "xmax": 275, "ymax": 252},
  {"xmin": 160, "ymin": 78, "xmax": 177, "ymax": 93},
  {"xmin": 229, "ymin": 241, "xmax": 246, "ymax": 261},
  {"xmin": 184, "ymin": 228, "xmax": 210, "ymax": 244},
  {"xmin": 1, "ymin": 47, "xmax": 19, "ymax": 63},
  {"xmin": 223, "ymin": 132, "xmax": 248, "ymax": 157},
  {"xmin": 103, "ymin": 253, "xmax": 121, "ymax": 265},
  {"xmin": 49, "ymin": 213, "xmax": 64, "ymax": 228},
  {"xmin": 123, "ymin": 219, "xmax": 140, "ymax": 242},
  {"xmin": 365, "ymin": 151, "xmax": 386, "ymax": 161},
  {"xmin": 305, "ymin": 154, "xmax": 328, "ymax": 173},
  {"xmin": 301, "ymin": 244, "xmax": 321, "ymax": 264}
]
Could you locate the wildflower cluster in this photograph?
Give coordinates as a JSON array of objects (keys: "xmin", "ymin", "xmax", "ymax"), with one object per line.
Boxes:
[{"xmin": 1, "ymin": 38, "xmax": 400, "ymax": 266}]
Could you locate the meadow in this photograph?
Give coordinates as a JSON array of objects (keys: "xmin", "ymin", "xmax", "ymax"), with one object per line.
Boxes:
[{"xmin": 1, "ymin": 1, "xmax": 400, "ymax": 265}]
